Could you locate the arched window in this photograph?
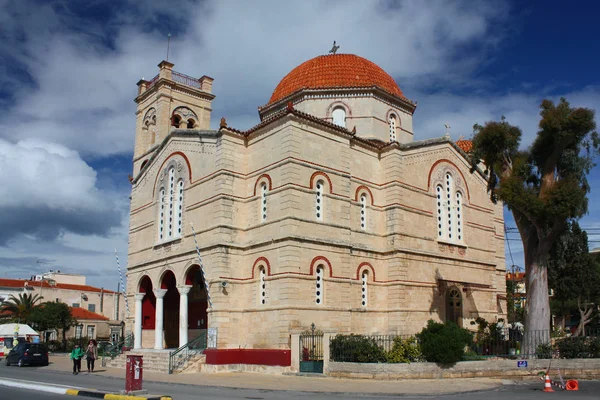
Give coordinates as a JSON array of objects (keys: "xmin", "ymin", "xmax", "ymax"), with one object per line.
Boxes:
[
  {"xmin": 315, "ymin": 266, "xmax": 324, "ymax": 305},
  {"xmin": 446, "ymin": 288, "xmax": 462, "ymax": 325},
  {"xmin": 167, "ymin": 167, "xmax": 175, "ymax": 239},
  {"xmin": 158, "ymin": 188, "xmax": 165, "ymax": 240},
  {"xmin": 332, "ymin": 107, "xmax": 346, "ymax": 128},
  {"xmin": 436, "ymin": 185, "xmax": 444, "ymax": 239},
  {"xmin": 261, "ymin": 183, "xmax": 267, "ymax": 223},
  {"xmin": 259, "ymin": 267, "xmax": 266, "ymax": 305},
  {"xmin": 360, "ymin": 194, "xmax": 367, "ymax": 230},
  {"xmin": 436, "ymin": 172, "xmax": 464, "ymax": 243},
  {"xmin": 389, "ymin": 114, "xmax": 397, "ymax": 142},
  {"xmin": 187, "ymin": 119, "xmax": 195, "ymax": 129},
  {"xmin": 315, "ymin": 180, "xmax": 324, "ymax": 221},
  {"xmin": 172, "ymin": 115, "xmax": 181, "ymax": 128},
  {"xmin": 361, "ymin": 270, "xmax": 368, "ymax": 307},
  {"xmin": 175, "ymin": 179, "xmax": 184, "ymax": 237}
]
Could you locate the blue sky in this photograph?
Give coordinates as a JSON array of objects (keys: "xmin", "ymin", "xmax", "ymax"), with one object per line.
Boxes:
[{"xmin": 0, "ymin": 0, "xmax": 598, "ymax": 289}]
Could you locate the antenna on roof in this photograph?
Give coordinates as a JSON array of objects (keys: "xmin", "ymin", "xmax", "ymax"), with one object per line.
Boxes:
[{"xmin": 166, "ymin": 33, "xmax": 171, "ymax": 61}]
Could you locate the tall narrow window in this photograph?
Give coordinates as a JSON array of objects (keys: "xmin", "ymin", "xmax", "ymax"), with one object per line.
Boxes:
[
  {"xmin": 389, "ymin": 114, "xmax": 397, "ymax": 142},
  {"xmin": 187, "ymin": 119, "xmax": 195, "ymax": 129},
  {"xmin": 361, "ymin": 271, "xmax": 368, "ymax": 307},
  {"xmin": 436, "ymin": 185, "xmax": 443, "ymax": 239},
  {"xmin": 315, "ymin": 266, "xmax": 324, "ymax": 305},
  {"xmin": 175, "ymin": 180, "xmax": 184, "ymax": 236},
  {"xmin": 360, "ymin": 194, "xmax": 367, "ymax": 230},
  {"xmin": 316, "ymin": 180, "xmax": 324, "ymax": 221},
  {"xmin": 332, "ymin": 107, "xmax": 346, "ymax": 128},
  {"xmin": 261, "ymin": 184, "xmax": 267, "ymax": 222},
  {"xmin": 436, "ymin": 172, "xmax": 464, "ymax": 243},
  {"xmin": 158, "ymin": 188, "xmax": 165, "ymax": 240},
  {"xmin": 259, "ymin": 267, "xmax": 266, "ymax": 305},
  {"xmin": 167, "ymin": 168, "xmax": 175, "ymax": 239},
  {"xmin": 456, "ymin": 192, "xmax": 463, "ymax": 241}
]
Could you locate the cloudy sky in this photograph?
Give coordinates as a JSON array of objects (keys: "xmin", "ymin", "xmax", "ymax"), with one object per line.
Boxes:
[{"xmin": 0, "ymin": 0, "xmax": 599, "ymax": 290}]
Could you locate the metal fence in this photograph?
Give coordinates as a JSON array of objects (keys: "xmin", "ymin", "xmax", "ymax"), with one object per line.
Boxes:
[
  {"xmin": 329, "ymin": 329, "xmax": 600, "ymax": 363},
  {"xmin": 468, "ymin": 328, "xmax": 600, "ymax": 359}
]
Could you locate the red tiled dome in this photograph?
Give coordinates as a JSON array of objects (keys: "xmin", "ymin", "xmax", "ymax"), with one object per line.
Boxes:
[{"xmin": 268, "ymin": 54, "xmax": 404, "ymax": 105}]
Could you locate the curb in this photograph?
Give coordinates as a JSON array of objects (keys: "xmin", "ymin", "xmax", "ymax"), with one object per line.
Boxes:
[{"xmin": 66, "ymin": 389, "xmax": 172, "ymax": 400}]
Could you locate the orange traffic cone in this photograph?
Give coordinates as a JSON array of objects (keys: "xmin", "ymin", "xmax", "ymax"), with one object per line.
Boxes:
[
  {"xmin": 543, "ymin": 374, "xmax": 554, "ymax": 392},
  {"xmin": 565, "ymin": 380, "xmax": 579, "ymax": 391}
]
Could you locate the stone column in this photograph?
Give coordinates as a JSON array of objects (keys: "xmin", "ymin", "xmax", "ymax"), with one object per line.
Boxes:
[
  {"xmin": 290, "ymin": 331, "xmax": 301, "ymax": 373},
  {"xmin": 133, "ymin": 293, "xmax": 145, "ymax": 349},
  {"xmin": 153, "ymin": 289, "xmax": 168, "ymax": 350},
  {"xmin": 177, "ymin": 285, "xmax": 192, "ymax": 348}
]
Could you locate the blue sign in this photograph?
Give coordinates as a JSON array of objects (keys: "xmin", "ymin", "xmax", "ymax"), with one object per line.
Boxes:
[{"xmin": 517, "ymin": 361, "xmax": 528, "ymax": 368}]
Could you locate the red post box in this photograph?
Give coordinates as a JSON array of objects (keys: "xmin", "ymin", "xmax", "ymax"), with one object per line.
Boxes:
[{"xmin": 125, "ymin": 355, "xmax": 143, "ymax": 393}]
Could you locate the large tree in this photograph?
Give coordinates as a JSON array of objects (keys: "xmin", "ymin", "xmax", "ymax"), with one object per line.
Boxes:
[
  {"xmin": 548, "ymin": 221, "xmax": 600, "ymax": 336},
  {"xmin": 470, "ymin": 98, "xmax": 598, "ymax": 348},
  {"xmin": 0, "ymin": 293, "xmax": 44, "ymax": 324},
  {"xmin": 29, "ymin": 302, "xmax": 77, "ymax": 345}
]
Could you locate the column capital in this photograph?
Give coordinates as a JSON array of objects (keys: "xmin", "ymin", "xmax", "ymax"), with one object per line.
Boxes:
[
  {"xmin": 153, "ymin": 288, "xmax": 168, "ymax": 299},
  {"xmin": 134, "ymin": 293, "xmax": 145, "ymax": 301},
  {"xmin": 177, "ymin": 285, "xmax": 193, "ymax": 295}
]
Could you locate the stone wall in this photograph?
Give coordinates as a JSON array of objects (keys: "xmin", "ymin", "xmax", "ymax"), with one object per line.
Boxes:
[{"xmin": 327, "ymin": 359, "xmax": 600, "ymax": 380}]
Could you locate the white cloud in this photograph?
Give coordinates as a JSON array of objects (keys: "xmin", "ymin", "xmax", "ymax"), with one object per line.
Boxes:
[{"xmin": 0, "ymin": 138, "xmax": 122, "ymax": 244}]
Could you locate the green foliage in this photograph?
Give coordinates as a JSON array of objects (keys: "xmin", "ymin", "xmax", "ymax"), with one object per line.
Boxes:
[
  {"xmin": 535, "ymin": 343, "xmax": 552, "ymax": 359},
  {"xmin": 0, "ymin": 293, "xmax": 44, "ymax": 323},
  {"xmin": 29, "ymin": 302, "xmax": 77, "ymax": 346},
  {"xmin": 556, "ymin": 337, "xmax": 588, "ymax": 358},
  {"xmin": 588, "ymin": 337, "xmax": 600, "ymax": 358},
  {"xmin": 330, "ymin": 334, "xmax": 387, "ymax": 363},
  {"xmin": 385, "ymin": 336, "xmax": 422, "ymax": 363},
  {"xmin": 46, "ymin": 340, "xmax": 66, "ymax": 353},
  {"xmin": 417, "ymin": 320, "xmax": 473, "ymax": 364}
]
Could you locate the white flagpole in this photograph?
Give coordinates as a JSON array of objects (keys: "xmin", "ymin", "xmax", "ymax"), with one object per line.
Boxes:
[
  {"xmin": 190, "ymin": 223, "xmax": 212, "ymax": 308},
  {"xmin": 115, "ymin": 249, "xmax": 130, "ymax": 317}
]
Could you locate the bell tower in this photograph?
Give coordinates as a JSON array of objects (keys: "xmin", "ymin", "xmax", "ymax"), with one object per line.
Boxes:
[{"xmin": 132, "ymin": 61, "xmax": 215, "ymax": 173}]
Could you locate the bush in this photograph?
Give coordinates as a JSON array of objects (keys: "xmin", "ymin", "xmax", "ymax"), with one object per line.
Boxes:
[
  {"xmin": 386, "ymin": 336, "xmax": 422, "ymax": 363},
  {"xmin": 556, "ymin": 337, "xmax": 588, "ymax": 359},
  {"xmin": 417, "ymin": 320, "xmax": 473, "ymax": 364},
  {"xmin": 535, "ymin": 342, "xmax": 552, "ymax": 359},
  {"xmin": 46, "ymin": 340, "xmax": 65, "ymax": 353},
  {"xmin": 330, "ymin": 334, "xmax": 386, "ymax": 363},
  {"xmin": 587, "ymin": 337, "xmax": 600, "ymax": 358}
]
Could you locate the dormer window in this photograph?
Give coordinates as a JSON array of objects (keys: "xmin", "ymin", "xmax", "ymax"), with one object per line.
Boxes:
[{"xmin": 332, "ymin": 107, "xmax": 346, "ymax": 128}]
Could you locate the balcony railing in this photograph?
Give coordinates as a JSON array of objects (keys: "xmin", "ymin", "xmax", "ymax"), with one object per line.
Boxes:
[{"xmin": 145, "ymin": 70, "xmax": 201, "ymax": 90}]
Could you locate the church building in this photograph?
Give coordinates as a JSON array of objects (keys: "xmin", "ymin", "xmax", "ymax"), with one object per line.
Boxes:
[{"xmin": 125, "ymin": 53, "xmax": 507, "ymax": 362}]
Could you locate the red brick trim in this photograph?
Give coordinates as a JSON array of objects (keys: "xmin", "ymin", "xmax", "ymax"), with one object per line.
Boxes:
[
  {"xmin": 310, "ymin": 256, "xmax": 333, "ymax": 277},
  {"xmin": 385, "ymin": 109, "xmax": 401, "ymax": 125},
  {"xmin": 152, "ymin": 151, "xmax": 193, "ymax": 196},
  {"xmin": 253, "ymin": 174, "xmax": 273, "ymax": 196},
  {"xmin": 310, "ymin": 171, "xmax": 333, "ymax": 193},
  {"xmin": 356, "ymin": 262, "xmax": 376, "ymax": 281},
  {"xmin": 427, "ymin": 159, "xmax": 471, "ymax": 200},
  {"xmin": 354, "ymin": 185, "xmax": 374, "ymax": 204},
  {"xmin": 252, "ymin": 257, "xmax": 271, "ymax": 277}
]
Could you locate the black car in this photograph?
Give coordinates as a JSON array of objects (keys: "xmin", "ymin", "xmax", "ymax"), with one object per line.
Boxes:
[{"xmin": 4, "ymin": 343, "xmax": 49, "ymax": 367}]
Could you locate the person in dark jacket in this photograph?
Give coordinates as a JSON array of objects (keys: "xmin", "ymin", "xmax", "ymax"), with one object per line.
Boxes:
[{"xmin": 85, "ymin": 340, "xmax": 98, "ymax": 372}]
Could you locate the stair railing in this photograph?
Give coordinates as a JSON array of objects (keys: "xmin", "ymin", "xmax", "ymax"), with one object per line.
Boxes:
[
  {"xmin": 100, "ymin": 333, "xmax": 134, "ymax": 366},
  {"xmin": 168, "ymin": 330, "xmax": 207, "ymax": 374}
]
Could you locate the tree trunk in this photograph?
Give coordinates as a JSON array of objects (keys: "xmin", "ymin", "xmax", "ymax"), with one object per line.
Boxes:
[
  {"xmin": 574, "ymin": 297, "xmax": 593, "ymax": 337},
  {"xmin": 523, "ymin": 258, "xmax": 551, "ymax": 357}
]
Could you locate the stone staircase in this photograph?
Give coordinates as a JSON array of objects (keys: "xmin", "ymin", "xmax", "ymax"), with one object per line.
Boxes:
[{"xmin": 104, "ymin": 349, "xmax": 206, "ymax": 374}]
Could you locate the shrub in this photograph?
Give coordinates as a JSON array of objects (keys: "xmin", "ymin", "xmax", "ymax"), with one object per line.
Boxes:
[
  {"xmin": 417, "ymin": 320, "xmax": 473, "ymax": 364},
  {"xmin": 556, "ymin": 337, "xmax": 588, "ymax": 359},
  {"xmin": 46, "ymin": 340, "xmax": 65, "ymax": 353},
  {"xmin": 330, "ymin": 334, "xmax": 386, "ymax": 363},
  {"xmin": 535, "ymin": 342, "xmax": 552, "ymax": 359},
  {"xmin": 587, "ymin": 337, "xmax": 600, "ymax": 358},
  {"xmin": 386, "ymin": 336, "xmax": 422, "ymax": 363}
]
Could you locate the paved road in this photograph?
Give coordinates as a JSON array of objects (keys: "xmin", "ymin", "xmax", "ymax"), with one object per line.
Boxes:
[{"xmin": 1, "ymin": 363, "xmax": 599, "ymax": 400}]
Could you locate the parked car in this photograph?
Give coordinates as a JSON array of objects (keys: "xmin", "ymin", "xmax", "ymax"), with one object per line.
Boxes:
[{"xmin": 4, "ymin": 343, "xmax": 49, "ymax": 367}]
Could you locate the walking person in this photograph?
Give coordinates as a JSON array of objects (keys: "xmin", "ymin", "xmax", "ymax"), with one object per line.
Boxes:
[
  {"xmin": 86, "ymin": 340, "xmax": 98, "ymax": 373},
  {"xmin": 70, "ymin": 344, "xmax": 84, "ymax": 375}
]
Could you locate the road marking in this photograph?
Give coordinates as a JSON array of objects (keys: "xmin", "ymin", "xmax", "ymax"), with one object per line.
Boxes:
[{"xmin": 0, "ymin": 377, "xmax": 70, "ymax": 394}]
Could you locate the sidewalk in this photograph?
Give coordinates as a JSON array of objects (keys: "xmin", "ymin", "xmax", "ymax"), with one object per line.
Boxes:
[{"xmin": 47, "ymin": 356, "xmax": 504, "ymax": 395}]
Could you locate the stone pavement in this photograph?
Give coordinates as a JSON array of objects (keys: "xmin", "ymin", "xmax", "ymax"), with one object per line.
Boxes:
[{"xmin": 47, "ymin": 356, "xmax": 504, "ymax": 395}]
